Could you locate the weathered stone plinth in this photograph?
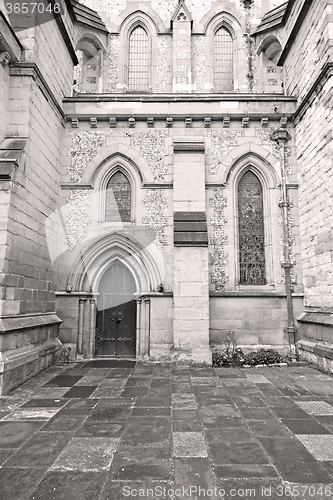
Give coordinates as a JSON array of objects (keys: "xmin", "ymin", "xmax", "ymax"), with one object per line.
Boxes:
[{"xmin": 0, "ymin": 314, "xmax": 62, "ymax": 395}]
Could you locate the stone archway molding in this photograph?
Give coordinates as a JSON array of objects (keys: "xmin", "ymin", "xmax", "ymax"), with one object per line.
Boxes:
[{"xmin": 67, "ymin": 230, "xmax": 164, "ymax": 294}]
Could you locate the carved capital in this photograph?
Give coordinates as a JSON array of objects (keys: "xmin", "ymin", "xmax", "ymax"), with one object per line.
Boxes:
[
  {"xmin": 109, "ymin": 117, "xmax": 116, "ymax": 128},
  {"xmin": 0, "ymin": 51, "xmax": 11, "ymax": 66},
  {"xmin": 280, "ymin": 117, "xmax": 288, "ymax": 128},
  {"xmin": 185, "ymin": 117, "xmax": 192, "ymax": 127},
  {"xmin": 223, "ymin": 116, "xmax": 230, "ymax": 128},
  {"xmin": 204, "ymin": 117, "xmax": 211, "ymax": 128},
  {"xmin": 261, "ymin": 117, "xmax": 269, "ymax": 127},
  {"xmin": 270, "ymin": 129, "xmax": 291, "ymax": 143},
  {"xmin": 242, "ymin": 117, "xmax": 249, "ymax": 128},
  {"xmin": 71, "ymin": 118, "xmax": 79, "ymax": 128},
  {"xmin": 90, "ymin": 118, "xmax": 98, "ymax": 128},
  {"xmin": 241, "ymin": 0, "xmax": 254, "ymax": 8},
  {"xmin": 128, "ymin": 117, "xmax": 135, "ymax": 128}
]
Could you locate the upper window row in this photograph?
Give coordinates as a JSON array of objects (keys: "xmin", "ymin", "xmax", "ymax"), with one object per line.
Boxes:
[{"xmin": 128, "ymin": 25, "xmax": 234, "ymax": 92}]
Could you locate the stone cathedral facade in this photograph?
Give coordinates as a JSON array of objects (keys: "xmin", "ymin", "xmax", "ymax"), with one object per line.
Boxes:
[{"xmin": 0, "ymin": 0, "xmax": 332, "ymax": 393}]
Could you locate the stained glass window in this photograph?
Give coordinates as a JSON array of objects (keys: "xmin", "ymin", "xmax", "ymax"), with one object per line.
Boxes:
[
  {"xmin": 238, "ymin": 171, "xmax": 266, "ymax": 285},
  {"xmin": 128, "ymin": 26, "xmax": 149, "ymax": 91},
  {"xmin": 214, "ymin": 27, "xmax": 234, "ymax": 92},
  {"xmin": 106, "ymin": 171, "xmax": 131, "ymax": 222}
]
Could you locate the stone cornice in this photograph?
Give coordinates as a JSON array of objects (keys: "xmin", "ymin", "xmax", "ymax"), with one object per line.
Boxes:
[
  {"xmin": 52, "ymin": 0, "xmax": 78, "ymax": 65},
  {"xmin": 63, "ymin": 93, "xmax": 297, "ymax": 104},
  {"xmin": 9, "ymin": 62, "xmax": 66, "ymax": 122},
  {"xmin": 0, "ymin": 11, "xmax": 22, "ymax": 62},
  {"xmin": 293, "ymin": 62, "xmax": 333, "ymax": 123}
]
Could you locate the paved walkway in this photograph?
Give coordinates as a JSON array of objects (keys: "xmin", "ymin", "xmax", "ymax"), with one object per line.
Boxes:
[{"xmin": 1, "ymin": 361, "xmax": 333, "ymax": 500}]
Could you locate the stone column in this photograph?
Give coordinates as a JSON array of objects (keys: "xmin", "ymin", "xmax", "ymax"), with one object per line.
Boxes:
[
  {"xmin": 135, "ymin": 297, "xmax": 142, "ymax": 358},
  {"xmin": 88, "ymin": 298, "xmax": 96, "ymax": 357},
  {"xmin": 144, "ymin": 298, "xmax": 151, "ymax": 360},
  {"xmin": 77, "ymin": 297, "xmax": 87, "ymax": 356},
  {"xmin": 172, "ymin": 137, "xmax": 211, "ymax": 365}
]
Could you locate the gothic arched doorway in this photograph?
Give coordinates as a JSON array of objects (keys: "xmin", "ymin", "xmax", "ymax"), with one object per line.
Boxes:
[{"xmin": 95, "ymin": 260, "xmax": 136, "ymax": 357}]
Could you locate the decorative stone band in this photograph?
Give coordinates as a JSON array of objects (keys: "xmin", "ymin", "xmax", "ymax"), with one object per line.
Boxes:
[
  {"xmin": 174, "ymin": 211, "xmax": 208, "ymax": 247},
  {"xmin": 210, "ymin": 189, "xmax": 228, "ymax": 291}
]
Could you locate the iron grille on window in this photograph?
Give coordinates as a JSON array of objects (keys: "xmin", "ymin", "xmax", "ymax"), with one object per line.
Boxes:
[
  {"xmin": 128, "ymin": 26, "xmax": 149, "ymax": 91},
  {"xmin": 106, "ymin": 172, "xmax": 131, "ymax": 222},
  {"xmin": 238, "ymin": 171, "xmax": 266, "ymax": 285},
  {"xmin": 214, "ymin": 27, "xmax": 234, "ymax": 92}
]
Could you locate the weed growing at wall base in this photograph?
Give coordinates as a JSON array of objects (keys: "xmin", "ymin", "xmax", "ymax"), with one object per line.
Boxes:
[{"xmin": 212, "ymin": 333, "xmax": 287, "ymax": 367}]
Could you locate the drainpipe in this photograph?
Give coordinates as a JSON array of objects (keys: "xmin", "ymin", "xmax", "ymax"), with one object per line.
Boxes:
[{"xmin": 271, "ymin": 128, "xmax": 297, "ymax": 360}]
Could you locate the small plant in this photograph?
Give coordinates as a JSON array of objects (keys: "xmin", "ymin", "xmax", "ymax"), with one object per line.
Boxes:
[
  {"xmin": 212, "ymin": 331, "xmax": 245, "ymax": 367},
  {"xmin": 243, "ymin": 348, "xmax": 287, "ymax": 366},
  {"xmin": 212, "ymin": 346, "xmax": 245, "ymax": 367},
  {"xmin": 212, "ymin": 334, "xmax": 287, "ymax": 367}
]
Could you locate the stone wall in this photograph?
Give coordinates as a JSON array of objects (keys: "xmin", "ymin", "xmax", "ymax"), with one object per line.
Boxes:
[
  {"xmin": 210, "ymin": 295, "xmax": 304, "ymax": 347},
  {"xmin": 3, "ymin": 17, "xmax": 76, "ymax": 316},
  {"xmin": 0, "ymin": 64, "xmax": 9, "ymax": 143},
  {"xmin": 283, "ymin": 0, "xmax": 333, "ymax": 313},
  {"xmin": 0, "ymin": 9, "xmax": 77, "ymax": 393}
]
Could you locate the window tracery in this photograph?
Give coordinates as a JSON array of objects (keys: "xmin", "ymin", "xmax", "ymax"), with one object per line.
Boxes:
[
  {"xmin": 128, "ymin": 26, "xmax": 149, "ymax": 91},
  {"xmin": 106, "ymin": 171, "xmax": 131, "ymax": 222},
  {"xmin": 214, "ymin": 26, "xmax": 234, "ymax": 91},
  {"xmin": 238, "ymin": 171, "xmax": 266, "ymax": 285}
]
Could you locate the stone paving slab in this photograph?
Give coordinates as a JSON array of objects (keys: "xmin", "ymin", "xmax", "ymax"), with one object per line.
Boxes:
[
  {"xmin": 0, "ymin": 362, "xmax": 333, "ymax": 500},
  {"xmin": 173, "ymin": 432, "xmax": 207, "ymax": 457},
  {"xmin": 295, "ymin": 401, "xmax": 333, "ymax": 415},
  {"xmin": 51, "ymin": 437, "xmax": 119, "ymax": 471}
]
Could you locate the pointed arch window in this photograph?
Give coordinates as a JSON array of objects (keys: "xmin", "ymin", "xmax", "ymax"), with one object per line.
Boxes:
[
  {"xmin": 214, "ymin": 26, "xmax": 234, "ymax": 92},
  {"xmin": 106, "ymin": 171, "xmax": 131, "ymax": 222},
  {"xmin": 238, "ymin": 171, "xmax": 266, "ymax": 285},
  {"xmin": 128, "ymin": 25, "xmax": 149, "ymax": 91}
]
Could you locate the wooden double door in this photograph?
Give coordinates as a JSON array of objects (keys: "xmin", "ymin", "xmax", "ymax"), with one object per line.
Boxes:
[{"xmin": 95, "ymin": 261, "xmax": 136, "ymax": 357}]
